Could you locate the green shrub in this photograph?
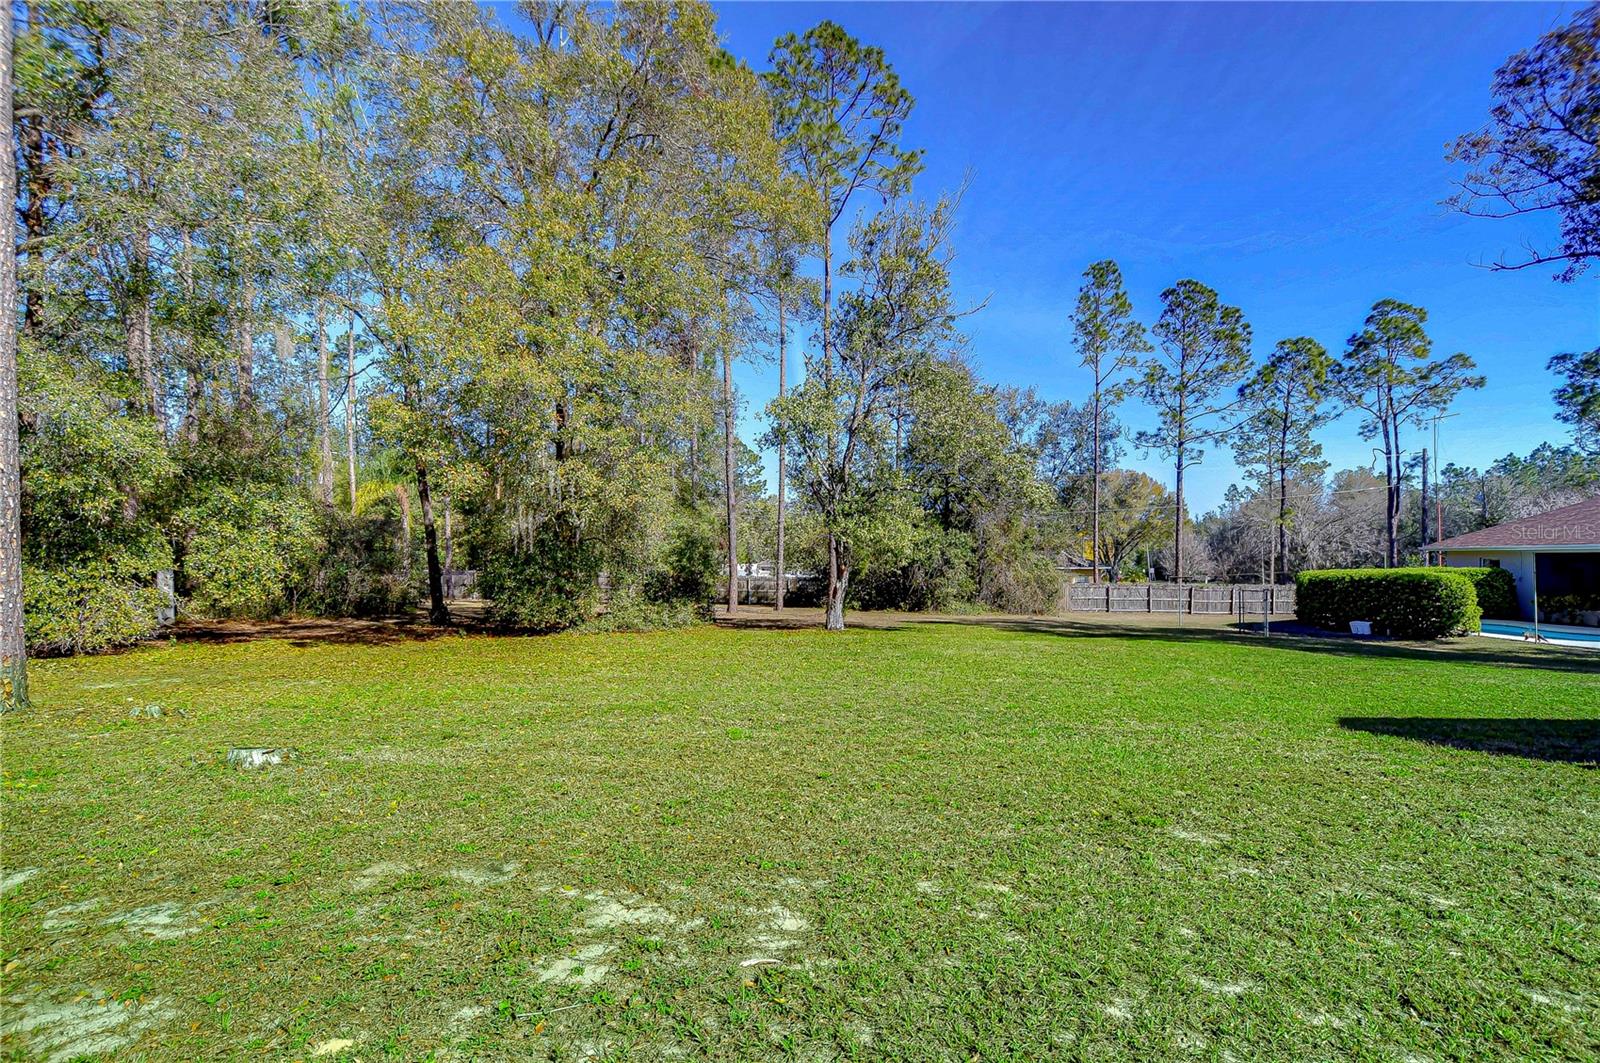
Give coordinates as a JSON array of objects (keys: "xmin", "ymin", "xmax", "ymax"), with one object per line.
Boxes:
[
  {"xmin": 979, "ymin": 547, "xmax": 1063, "ymax": 615},
  {"xmin": 297, "ymin": 504, "xmax": 418, "ymax": 618},
  {"xmin": 580, "ymin": 587, "xmax": 707, "ymax": 633},
  {"xmin": 1452, "ymin": 566, "xmax": 1518, "ymax": 619},
  {"xmin": 24, "ymin": 557, "xmax": 169, "ymax": 656},
  {"xmin": 178, "ymin": 486, "xmax": 321, "ymax": 617},
  {"xmin": 480, "ymin": 524, "xmax": 602, "ymax": 632},
  {"xmin": 1296, "ymin": 568, "xmax": 1481, "ymax": 639},
  {"xmin": 850, "ymin": 526, "xmax": 975, "ymax": 612},
  {"xmin": 643, "ymin": 521, "xmax": 721, "ymax": 605}
]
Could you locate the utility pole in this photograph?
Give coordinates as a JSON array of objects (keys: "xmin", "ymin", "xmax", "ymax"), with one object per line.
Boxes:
[
  {"xmin": 1419, "ymin": 447, "xmax": 1430, "ymax": 562},
  {"xmin": 1432, "ymin": 414, "xmax": 1443, "ymax": 556}
]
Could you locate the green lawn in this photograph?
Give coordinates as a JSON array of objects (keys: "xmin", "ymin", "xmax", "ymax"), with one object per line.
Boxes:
[{"xmin": 3, "ymin": 617, "xmax": 1597, "ymax": 1061}]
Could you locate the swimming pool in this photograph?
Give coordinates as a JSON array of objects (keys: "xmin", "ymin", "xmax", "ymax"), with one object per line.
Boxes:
[{"xmin": 1481, "ymin": 620, "xmax": 1600, "ymax": 646}]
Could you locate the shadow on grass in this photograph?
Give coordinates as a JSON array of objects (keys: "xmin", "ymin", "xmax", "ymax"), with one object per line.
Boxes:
[
  {"xmin": 175, "ymin": 616, "xmax": 455, "ymax": 648},
  {"xmin": 933, "ymin": 615, "xmax": 1600, "ymax": 675},
  {"xmin": 1340, "ymin": 716, "xmax": 1600, "ymax": 766}
]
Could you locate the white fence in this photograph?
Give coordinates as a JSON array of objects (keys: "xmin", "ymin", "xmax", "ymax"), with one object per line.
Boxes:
[
  {"xmin": 722, "ymin": 575, "xmax": 815, "ymax": 605},
  {"xmin": 444, "ymin": 569, "xmax": 479, "ymax": 600},
  {"xmin": 1063, "ymin": 582, "xmax": 1295, "ymax": 616}
]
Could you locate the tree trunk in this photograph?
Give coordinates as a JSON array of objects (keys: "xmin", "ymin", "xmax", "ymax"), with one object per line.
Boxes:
[
  {"xmin": 442, "ymin": 494, "xmax": 453, "ymax": 575},
  {"xmin": 825, "ymin": 537, "xmax": 847, "ymax": 631},
  {"xmin": 275, "ymin": 322, "xmax": 292, "ymax": 375},
  {"xmin": 1091, "ymin": 384, "xmax": 1102, "ymax": 583},
  {"xmin": 237, "ymin": 279, "xmax": 255, "ymax": 412},
  {"xmin": 820, "ymin": 223, "xmax": 841, "ymax": 628},
  {"xmin": 1393, "ymin": 420, "xmax": 1405, "ymax": 566},
  {"xmin": 1173, "ymin": 448, "xmax": 1185, "ymax": 584},
  {"xmin": 396, "ymin": 484, "xmax": 412, "ymax": 585},
  {"xmin": 345, "ymin": 312, "xmax": 357, "ymax": 512},
  {"xmin": 775, "ymin": 293, "xmax": 786, "ymax": 610},
  {"xmin": 18, "ymin": 94, "xmax": 46, "ymax": 336},
  {"xmin": 416, "ymin": 459, "xmax": 448, "ymax": 625},
  {"xmin": 1381, "ymin": 413, "xmax": 1398, "ymax": 567},
  {"xmin": 315, "ymin": 302, "xmax": 333, "ymax": 505},
  {"xmin": 180, "ymin": 232, "xmax": 201, "ymax": 444},
  {"xmin": 821, "ymin": 223, "xmax": 832, "ymax": 387},
  {"xmin": 722, "ymin": 347, "xmax": 738, "ymax": 615},
  {"xmin": 125, "ymin": 231, "xmax": 159, "ymax": 428},
  {"xmin": 1277, "ymin": 463, "xmax": 1289, "ymax": 585},
  {"xmin": 1274, "ymin": 411, "xmax": 1290, "ymax": 584},
  {"xmin": 1, "ymin": 15, "xmax": 30, "ymax": 712}
]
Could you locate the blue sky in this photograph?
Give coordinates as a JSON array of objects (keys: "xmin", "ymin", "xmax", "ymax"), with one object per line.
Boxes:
[{"xmin": 701, "ymin": 0, "xmax": 1597, "ymax": 512}]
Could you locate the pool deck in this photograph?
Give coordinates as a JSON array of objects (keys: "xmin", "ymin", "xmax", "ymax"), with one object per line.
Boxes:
[{"xmin": 1479, "ymin": 620, "xmax": 1599, "ymax": 649}]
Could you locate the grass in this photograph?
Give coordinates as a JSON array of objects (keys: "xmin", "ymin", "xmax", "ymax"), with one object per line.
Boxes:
[{"xmin": 2, "ymin": 614, "xmax": 1597, "ymax": 1061}]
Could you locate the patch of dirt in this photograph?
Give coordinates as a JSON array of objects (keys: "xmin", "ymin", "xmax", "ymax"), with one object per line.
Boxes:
[
  {"xmin": 535, "ymin": 943, "xmax": 614, "ymax": 986},
  {"xmin": 1169, "ymin": 827, "xmax": 1223, "ymax": 846},
  {"xmin": 0, "ymin": 995, "xmax": 176, "ymax": 1062},
  {"xmin": 350, "ymin": 862, "xmax": 410, "ymax": 891},
  {"xmin": 448, "ymin": 862, "xmax": 520, "ymax": 887},
  {"xmin": 310, "ymin": 1036, "xmax": 359, "ymax": 1057},
  {"xmin": 748, "ymin": 904, "xmax": 807, "ymax": 952},
  {"xmin": 103, "ymin": 902, "xmax": 203, "ymax": 940},
  {"xmin": 172, "ymin": 615, "xmax": 455, "ymax": 647},
  {"xmin": 1, "ymin": 868, "xmax": 39, "ymax": 893},
  {"xmin": 567, "ymin": 889, "xmax": 673, "ymax": 932},
  {"xmin": 1186, "ymin": 973, "xmax": 1253, "ymax": 997},
  {"xmin": 42, "ymin": 899, "xmax": 102, "ymax": 932}
]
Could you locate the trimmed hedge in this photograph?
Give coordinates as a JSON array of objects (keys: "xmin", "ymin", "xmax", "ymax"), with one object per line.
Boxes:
[
  {"xmin": 1296, "ymin": 568, "xmax": 1481, "ymax": 639},
  {"xmin": 1451, "ymin": 566, "xmax": 1518, "ymax": 619}
]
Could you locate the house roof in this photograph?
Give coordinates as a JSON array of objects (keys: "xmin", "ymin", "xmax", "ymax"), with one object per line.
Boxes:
[{"xmin": 1427, "ymin": 495, "xmax": 1600, "ymax": 552}]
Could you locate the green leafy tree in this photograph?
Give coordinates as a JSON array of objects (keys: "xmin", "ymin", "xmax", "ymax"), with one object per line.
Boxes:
[
  {"xmin": 1330, "ymin": 301, "xmax": 1485, "ymax": 567},
  {"xmin": 1068, "ymin": 260, "xmax": 1149, "ymax": 582},
  {"xmin": 1549, "ymin": 348, "xmax": 1600, "ymax": 454},
  {"xmin": 1092, "ymin": 470, "xmax": 1177, "ymax": 582},
  {"xmin": 765, "ymin": 21, "xmax": 922, "ymax": 617},
  {"xmin": 770, "ymin": 196, "xmax": 963, "ymax": 629},
  {"xmin": 1233, "ymin": 337, "xmax": 1334, "ymax": 583},
  {"xmin": 1135, "ymin": 280, "xmax": 1253, "ymax": 583},
  {"xmin": 1448, "ymin": 4, "xmax": 1600, "ymax": 280}
]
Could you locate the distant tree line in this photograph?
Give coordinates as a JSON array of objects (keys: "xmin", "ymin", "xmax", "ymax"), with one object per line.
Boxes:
[{"xmin": 0, "ymin": 2, "xmax": 1596, "ymax": 708}]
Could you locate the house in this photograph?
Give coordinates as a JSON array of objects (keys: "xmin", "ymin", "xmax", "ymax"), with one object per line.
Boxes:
[
  {"xmin": 1425, "ymin": 495, "xmax": 1600, "ymax": 623},
  {"xmin": 1052, "ymin": 551, "xmax": 1115, "ymax": 585}
]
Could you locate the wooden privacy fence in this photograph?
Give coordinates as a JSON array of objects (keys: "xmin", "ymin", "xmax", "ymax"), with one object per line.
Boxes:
[
  {"xmin": 722, "ymin": 575, "xmax": 813, "ymax": 605},
  {"xmin": 1063, "ymin": 583, "xmax": 1295, "ymax": 616}
]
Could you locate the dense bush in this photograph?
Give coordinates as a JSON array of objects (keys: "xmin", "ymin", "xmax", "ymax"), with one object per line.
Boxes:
[
  {"xmin": 24, "ymin": 551, "xmax": 171, "ymax": 656},
  {"xmin": 581, "ymin": 588, "xmax": 706, "ymax": 633},
  {"xmin": 1451, "ymin": 566, "xmax": 1518, "ymax": 619},
  {"xmin": 643, "ymin": 520, "xmax": 722, "ymax": 605},
  {"xmin": 850, "ymin": 526, "xmax": 975, "ymax": 612},
  {"xmin": 297, "ymin": 504, "xmax": 418, "ymax": 618},
  {"xmin": 977, "ymin": 543, "xmax": 1062, "ymax": 615},
  {"xmin": 20, "ymin": 344, "xmax": 178, "ymax": 652},
  {"xmin": 480, "ymin": 523, "xmax": 602, "ymax": 631},
  {"xmin": 1296, "ymin": 568, "xmax": 1481, "ymax": 639},
  {"xmin": 177, "ymin": 486, "xmax": 321, "ymax": 617}
]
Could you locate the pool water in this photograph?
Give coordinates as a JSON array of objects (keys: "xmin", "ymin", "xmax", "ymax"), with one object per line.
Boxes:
[{"xmin": 1481, "ymin": 620, "xmax": 1600, "ymax": 645}]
